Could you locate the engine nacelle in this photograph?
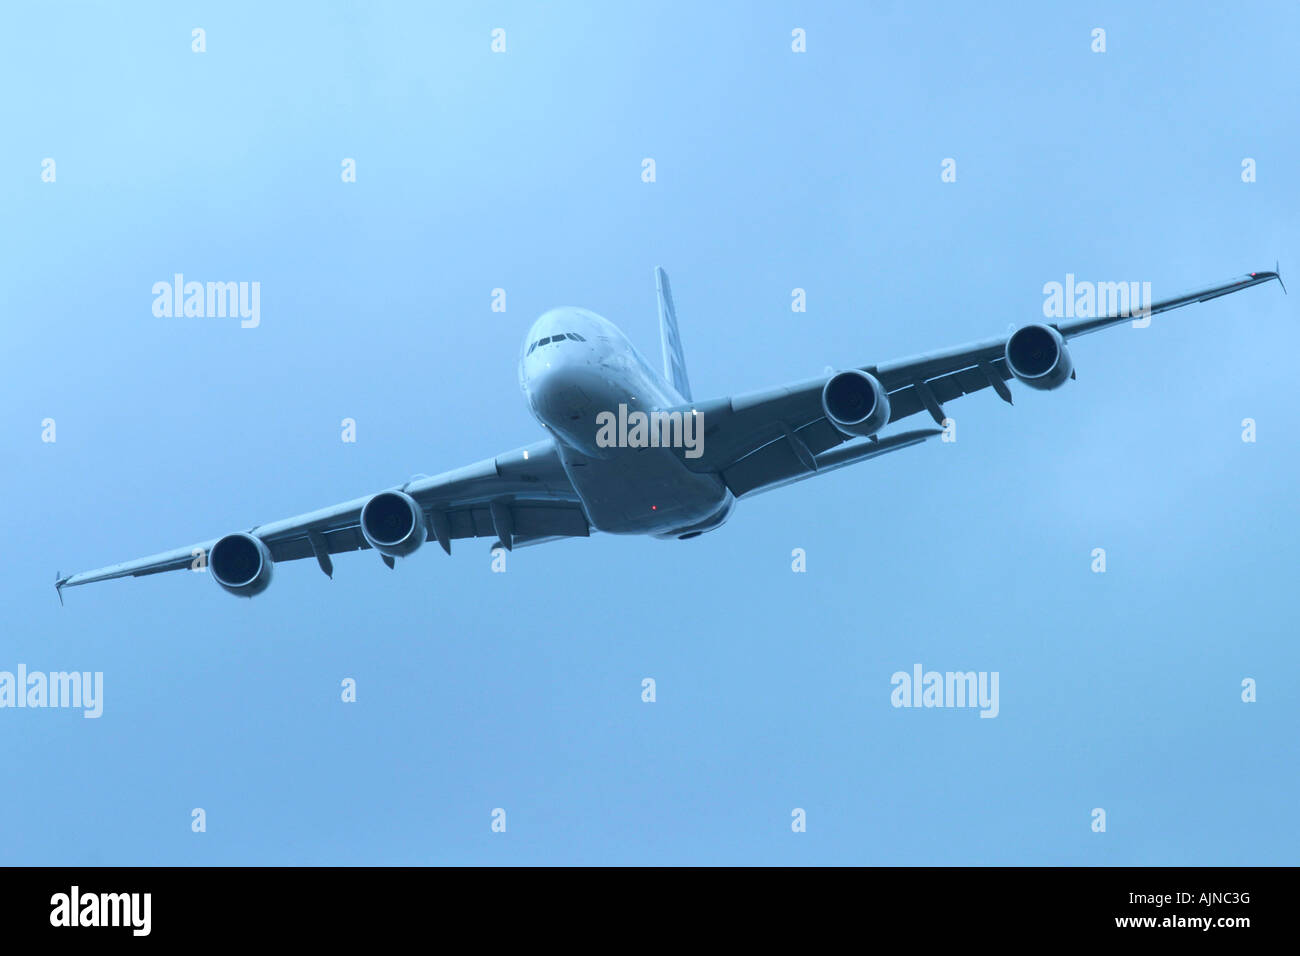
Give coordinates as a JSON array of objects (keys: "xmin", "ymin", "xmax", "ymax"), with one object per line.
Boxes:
[
  {"xmin": 209, "ymin": 532, "xmax": 274, "ymax": 597},
  {"xmin": 822, "ymin": 369, "xmax": 891, "ymax": 437},
  {"xmin": 360, "ymin": 491, "xmax": 426, "ymax": 558},
  {"xmin": 1005, "ymin": 324, "xmax": 1073, "ymax": 391}
]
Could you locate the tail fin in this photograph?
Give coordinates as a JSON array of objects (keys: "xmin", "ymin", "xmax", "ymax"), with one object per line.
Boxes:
[{"xmin": 655, "ymin": 266, "xmax": 692, "ymax": 401}]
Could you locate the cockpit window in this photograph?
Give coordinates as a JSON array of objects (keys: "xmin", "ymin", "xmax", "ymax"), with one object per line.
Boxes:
[{"xmin": 528, "ymin": 333, "xmax": 587, "ymax": 355}]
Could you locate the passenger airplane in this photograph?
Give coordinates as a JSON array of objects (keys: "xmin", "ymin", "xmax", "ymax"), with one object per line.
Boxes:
[{"xmin": 57, "ymin": 266, "xmax": 1282, "ymax": 600}]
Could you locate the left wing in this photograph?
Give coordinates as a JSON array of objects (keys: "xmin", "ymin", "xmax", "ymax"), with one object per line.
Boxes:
[
  {"xmin": 57, "ymin": 439, "xmax": 589, "ymax": 599},
  {"xmin": 675, "ymin": 270, "xmax": 1283, "ymax": 496}
]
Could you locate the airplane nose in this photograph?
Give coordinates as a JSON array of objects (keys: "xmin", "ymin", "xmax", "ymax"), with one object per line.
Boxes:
[
  {"xmin": 531, "ymin": 362, "xmax": 592, "ymax": 422},
  {"xmin": 526, "ymin": 352, "xmax": 610, "ymax": 457}
]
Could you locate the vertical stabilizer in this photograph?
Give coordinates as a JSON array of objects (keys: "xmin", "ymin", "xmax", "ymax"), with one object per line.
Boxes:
[{"xmin": 655, "ymin": 266, "xmax": 692, "ymax": 401}]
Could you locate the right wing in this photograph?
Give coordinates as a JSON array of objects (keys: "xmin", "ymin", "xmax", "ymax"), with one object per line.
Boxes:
[
  {"xmin": 56, "ymin": 439, "xmax": 589, "ymax": 598},
  {"xmin": 674, "ymin": 269, "xmax": 1283, "ymax": 497}
]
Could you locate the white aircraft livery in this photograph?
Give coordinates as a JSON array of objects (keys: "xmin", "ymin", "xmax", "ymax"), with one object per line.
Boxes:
[{"xmin": 57, "ymin": 266, "xmax": 1283, "ymax": 600}]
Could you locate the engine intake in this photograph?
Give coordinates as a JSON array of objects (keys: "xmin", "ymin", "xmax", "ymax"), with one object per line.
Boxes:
[
  {"xmin": 209, "ymin": 532, "xmax": 273, "ymax": 597},
  {"xmin": 360, "ymin": 491, "xmax": 426, "ymax": 558},
  {"xmin": 1005, "ymin": 324, "xmax": 1073, "ymax": 390},
  {"xmin": 822, "ymin": 369, "xmax": 891, "ymax": 437}
]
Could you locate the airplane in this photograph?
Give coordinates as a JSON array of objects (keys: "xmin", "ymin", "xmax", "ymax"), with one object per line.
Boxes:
[{"xmin": 56, "ymin": 265, "xmax": 1284, "ymax": 600}]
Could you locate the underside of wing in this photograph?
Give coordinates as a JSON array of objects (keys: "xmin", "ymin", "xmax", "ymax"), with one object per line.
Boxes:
[
  {"xmin": 723, "ymin": 428, "xmax": 942, "ymax": 498},
  {"xmin": 884, "ymin": 357, "xmax": 1015, "ymax": 425},
  {"xmin": 265, "ymin": 499, "xmax": 590, "ymax": 565}
]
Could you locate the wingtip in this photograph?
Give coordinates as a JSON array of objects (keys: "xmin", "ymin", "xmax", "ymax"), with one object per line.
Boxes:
[
  {"xmin": 1251, "ymin": 265, "xmax": 1285, "ymax": 295},
  {"xmin": 55, "ymin": 571, "xmax": 65, "ymax": 606}
]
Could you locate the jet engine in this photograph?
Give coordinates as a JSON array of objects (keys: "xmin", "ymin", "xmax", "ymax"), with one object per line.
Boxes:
[
  {"xmin": 822, "ymin": 369, "xmax": 891, "ymax": 437},
  {"xmin": 209, "ymin": 532, "xmax": 274, "ymax": 597},
  {"xmin": 360, "ymin": 491, "xmax": 426, "ymax": 558},
  {"xmin": 1005, "ymin": 324, "xmax": 1073, "ymax": 391}
]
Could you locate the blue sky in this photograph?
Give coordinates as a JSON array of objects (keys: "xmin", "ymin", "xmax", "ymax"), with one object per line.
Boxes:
[{"xmin": 1, "ymin": 1, "xmax": 1296, "ymax": 865}]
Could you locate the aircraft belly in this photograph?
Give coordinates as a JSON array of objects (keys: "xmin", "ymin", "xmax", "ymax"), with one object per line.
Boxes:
[
  {"xmin": 525, "ymin": 329, "xmax": 722, "ymax": 534},
  {"xmin": 557, "ymin": 443, "xmax": 728, "ymax": 534}
]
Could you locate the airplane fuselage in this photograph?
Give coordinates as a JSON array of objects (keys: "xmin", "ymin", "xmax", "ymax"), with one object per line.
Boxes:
[{"xmin": 519, "ymin": 307, "xmax": 734, "ymax": 538}]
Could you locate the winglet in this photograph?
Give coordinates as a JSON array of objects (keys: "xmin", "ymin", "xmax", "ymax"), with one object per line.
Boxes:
[
  {"xmin": 1248, "ymin": 265, "xmax": 1285, "ymax": 295},
  {"xmin": 55, "ymin": 571, "xmax": 66, "ymax": 606}
]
